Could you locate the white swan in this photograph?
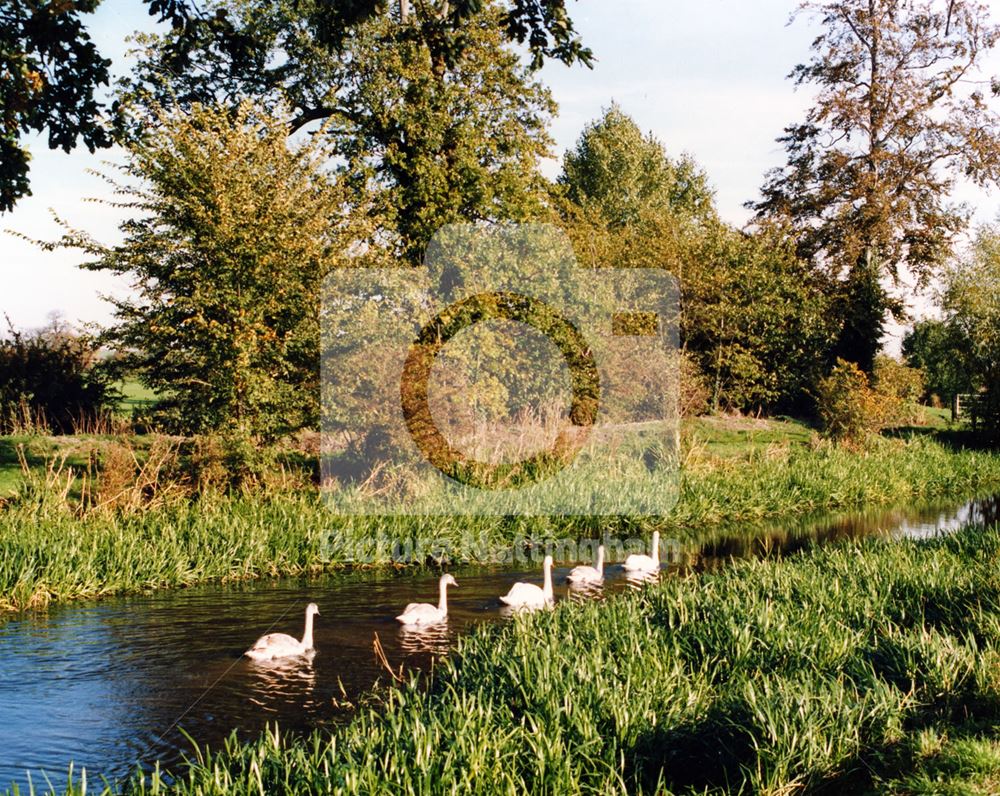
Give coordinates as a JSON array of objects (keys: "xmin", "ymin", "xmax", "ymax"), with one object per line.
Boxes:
[
  {"xmin": 500, "ymin": 555, "xmax": 554, "ymax": 609},
  {"xmin": 396, "ymin": 573, "xmax": 458, "ymax": 625},
  {"xmin": 245, "ymin": 603, "xmax": 319, "ymax": 661},
  {"xmin": 567, "ymin": 545, "xmax": 605, "ymax": 585},
  {"xmin": 623, "ymin": 531, "xmax": 660, "ymax": 574}
]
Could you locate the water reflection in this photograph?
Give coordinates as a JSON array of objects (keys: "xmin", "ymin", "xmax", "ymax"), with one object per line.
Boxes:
[
  {"xmin": 398, "ymin": 623, "xmax": 451, "ymax": 656},
  {"xmin": 624, "ymin": 570, "xmax": 661, "ymax": 589},
  {"xmin": 566, "ymin": 580, "xmax": 605, "ymax": 599},
  {"xmin": 1, "ymin": 493, "xmax": 997, "ymax": 792},
  {"xmin": 244, "ymin": 652, "xmax": 319, "ymax": 714}
]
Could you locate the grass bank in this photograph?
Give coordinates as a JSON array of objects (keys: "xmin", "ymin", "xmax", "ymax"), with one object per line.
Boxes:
[
  {"xmin": 2, "ymin": 427, "xmax": 1000, "ymax": 611},
  {"xmin": 37, "ymin": 521, "xmax": 1000, "ymax": 795}
]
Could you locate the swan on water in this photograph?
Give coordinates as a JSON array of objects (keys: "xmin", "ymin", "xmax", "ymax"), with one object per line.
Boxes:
[
  {"xmin": 623, "ymin": 531, "xmax": 660, "ymax": 574},
  {"xmin": 567, "ymin": 545, "xmax": 605, "ymax": 585},
  {"xmin": 396, "ymin": 573, "xmax": 458, "ymax": 625},
  {"xmin": 500, "ymin": 555, "xmax": 554, "ymax": 609},
  {"xmin": 245, "ymin": 603, "xmax": 319, "ymax": 661}
]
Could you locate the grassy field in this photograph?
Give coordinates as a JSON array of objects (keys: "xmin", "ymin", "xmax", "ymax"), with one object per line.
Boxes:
[
  {"xmin": 117, "ymin": 379, "xmax": 159, "ymax": 415},
  {"xmin": 35, "ymin": 521, "xmax": 1000, "ymax": 795},
  {"xmin": 1, "ymin": 417, "xmax": 999, "ymax": 611}
]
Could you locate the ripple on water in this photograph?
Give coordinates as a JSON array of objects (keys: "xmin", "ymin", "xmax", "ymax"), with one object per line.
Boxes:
[{"xmin": 1, "ymin": 494, "xmax": 996, "ymax": 792}]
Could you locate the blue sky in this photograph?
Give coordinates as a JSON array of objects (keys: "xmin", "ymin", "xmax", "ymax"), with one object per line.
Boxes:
[{"xmin": 3, "ymin": 0, "xmax": 999, "ymax": 345}]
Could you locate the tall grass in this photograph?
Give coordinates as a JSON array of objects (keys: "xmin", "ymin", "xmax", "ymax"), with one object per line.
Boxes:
[
  {"xmin": 29, "ymin": 522, "xmax": 1000, "ymax": 795},
  {"xmin": 2, "ymin": 435, "xmax": 1000, "ymax": 612}
]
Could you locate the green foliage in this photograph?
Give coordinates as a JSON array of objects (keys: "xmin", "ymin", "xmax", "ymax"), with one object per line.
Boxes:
[
  {"xmin": 559, "ymin": 104, "xmax": 715, "ymax": 228},
  {"xmin": 558, "ymin": 107, "xmax": 835, "ymax": 414},
  {"xmin": 30, "ymin": 102, "xmax": 343, "ymax": 440},
  {"xmin": 816, "ymin": 358, "xmax": 910, "ymax": 440},
  {"xmin": 37, "ymin": 523, "xmax": 1000, "ymax": 794},
  {"xmin": 0, "ymin": 0, "xmax": 112, "ymax": 212},
  {"xmin": 0, "ymin": 0, "xmax": 587, "ymax": 212},
  {"xmin": 942, "ymin": 227, "xmax": 1000, "ymax": 434},
  {"xmin": 817, "ymin": 358, "xmax": 882, "ymax": 439},
  {"xmin": 903, "ymin": 317, "xmax": 974, "ymax": 403},
  {"xmin": 682, "ymin": 220, "xmax": 837, "ymax": 412},
  {"xmin": 126, "ymin": 0, "xmax": 556, "ymax": 263},
  {"xmin": 753, "ymin": 0, "xmax": 1000, "ymax": 370},
  {"xmin": 0, "ymin": 319, "xmax": 115, "ymax": 434},
  {"xmin": 873, "ymin": 354, "xmax": 925, "ymax": 425},
  {"xmin": 4, "ymin": 429, "xmax": 1000, "ymax": 611}
]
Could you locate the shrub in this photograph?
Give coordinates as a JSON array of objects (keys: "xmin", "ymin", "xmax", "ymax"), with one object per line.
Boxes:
[
  {"xmin": 816, "ymin": 358, "xmax": 896, "ymax": 440},
  {"xmin": 679, "ymin": 350, "xmax": 710, "ymax": 417},
  {"xmin": 873, "ymin": 355, "xmax": 926, "ymax": 426},
  {"xmin": 0, "ymin": 320, "xmax": 116, "ymax": 434}
]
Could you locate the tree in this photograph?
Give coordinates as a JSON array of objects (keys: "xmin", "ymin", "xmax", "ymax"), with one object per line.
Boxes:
[
  {"xmin": 0, "ymin": 317, "xmax": 115, "ymax": 434},
  {"xmin": 125, "ymin": 0, "xmax": 555, "ymax": 262},
  {"xmin": 0, "ymin": 0, "xmax": 112, "ymax": 212},
  {"xmin": 24, "ymin": 102, "xmax": 345, "ymax": 439},
  {"xmin": 940, "ymin": 226, "xmax": 1000, "ymax": 432},
  {"xmin": 753, "ymin": 0, "xmax": 1000, "ymax": 373},
  {"xmin": 559, "ymin": 108, "xmax": 836, "ymax": 413},
  {"xmin": 0, "ymin": 0, "xmax": 587, "ymax": 213},
  {"xmin": 902, "ymin": 317, "xmax": 973, "ymax": 402},
  {"xmin": 559, "ymin": 105, "xmax": 715, "ymax": 228},
  {"xmin": 680, "ymin": 220, "xmax": 837, "ymax": 412}
]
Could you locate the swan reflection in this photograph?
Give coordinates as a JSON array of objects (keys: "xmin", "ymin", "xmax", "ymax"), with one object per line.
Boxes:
[
  {"xmin": 244, "ymin": 650, "xmax": 318, "ymax": 712},
  {"xmin": 566, "ymin": 580, "xmax": 604, "ymax": 601},
  {"xmin": 624, "ymin": 570, "xmax": 661, "ymax": 590},
  {"xmin": 398, "ymin": 622, "xmax": 452, "ymax": 656}
]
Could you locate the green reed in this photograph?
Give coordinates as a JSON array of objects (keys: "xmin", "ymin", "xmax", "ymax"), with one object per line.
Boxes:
[
  {"xmin": 2, "ymin": 434, "xmax": 1000, "ymax": 612},
  {"xmin": 22, "ymin": 521, "xmax": 1000, "ymax": 795}
]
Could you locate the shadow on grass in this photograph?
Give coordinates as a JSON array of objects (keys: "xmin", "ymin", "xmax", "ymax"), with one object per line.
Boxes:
[{"xmin": 884, "ymin": 424, "xmax": 997, "ymax": 451}]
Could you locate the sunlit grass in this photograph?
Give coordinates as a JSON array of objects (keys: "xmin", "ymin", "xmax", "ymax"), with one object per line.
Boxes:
[
  {"xmin": 2, "ymin": 433, "xmax": 1000, "ymax": 612},
  {"xmin": 23, "ymin": 522, "xmax": 1000, "ymax": 795}
]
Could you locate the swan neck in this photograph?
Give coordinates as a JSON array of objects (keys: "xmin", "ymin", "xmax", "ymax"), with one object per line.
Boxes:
[
  {"xmin": 302, "ymin": 611, "xmax": 315, "ymax": 649},
  {"xmin": 543, "ymin": 561, "xmax": 553, "ymax": 599},
  {"xmin": 651, "ymin": 535, "xmax": 660, "ymax": 566},
  {"xmin": 596, "ymin": 548, "xmax": 604, "ymax": 575},
  {"xmin": 438, "ymin": 579, "xmax": 448, "ymax": 613}
]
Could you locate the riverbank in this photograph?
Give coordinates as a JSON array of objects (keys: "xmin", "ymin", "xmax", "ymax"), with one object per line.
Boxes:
[
  {"xmin": 1, "ymin": 424, "xmax": 999, "ymax": 612},
  {"xmin": 36, "ymin": 520, "xmax": 1000, "ymax": 794}
]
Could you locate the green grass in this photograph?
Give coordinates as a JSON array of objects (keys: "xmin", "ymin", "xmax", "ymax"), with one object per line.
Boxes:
[
  {"xmin": 30, "ymin": 522, "xmax": 1000, "ymax": 795},
  {"xmin": 116, "ymin": 379, "xmax": 159, "ymax": 415},
  {"xmin": 2, "ymin": 432, "xmax": 1000, "ymax": 612}
]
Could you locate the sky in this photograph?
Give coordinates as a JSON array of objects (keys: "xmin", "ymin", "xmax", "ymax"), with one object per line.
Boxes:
[{"xmin": 3, "ymin": 0, "xmax": 1000, "ymax": 350}]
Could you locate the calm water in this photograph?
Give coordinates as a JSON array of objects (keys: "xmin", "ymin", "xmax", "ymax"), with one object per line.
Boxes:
[{"xmin": 1, "ymin": 495, "xmax": 998, "ymax": 792}]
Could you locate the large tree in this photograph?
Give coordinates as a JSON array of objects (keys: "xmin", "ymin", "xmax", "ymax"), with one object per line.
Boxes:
[
  {"xmin": 559, "ymin": 105, "xmax": 715, "ymax": 228},
  {"xmin": 753, "ymin": 0, "xmax": 1000, "ymax": 372},
  {"xmin": 559, "ymin": 108, "xmax": 835, "ymax": 413},
  {"xmin": 25, "ymin": 102, "xmax": 345, "ymax": 439},
  {"xmin": 0, "ymin": 0, "xmax": 112, "ymax": 212},
  {"xmin": 0, "ymin": 0, "xmax": 587, "ymax": 213},
  {"xmin": 125, "ymin": 0, "xmax": 556, "ymax": 261}
]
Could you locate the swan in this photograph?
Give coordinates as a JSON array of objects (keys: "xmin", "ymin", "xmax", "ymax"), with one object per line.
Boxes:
[
  {"xmin": 567, "ymin": 545, "xmax": 605, "ymax": 585},
  {"xmin": 623, "ymin": 531, "xmax": 660, "ymax": 574},
  {"xmin": 500, "ymin": 555, "xmax": 554, "ymax": 609},
  {"xmin": 396, "ymin": 573, "xmax": 458, "ymax": 625},
  {"xmin": 245, "ymin": 603, "xmax": 319, "ymax": 661}
]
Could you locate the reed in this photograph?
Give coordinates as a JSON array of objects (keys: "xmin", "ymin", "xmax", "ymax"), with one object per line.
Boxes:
[
  {"xmin": 26, "ymin": 522, "xmax": 1000, "ymax": 795},
  {"xmin": 2, "ymin": 434, "xmax": 1000, "ymax": 612}
]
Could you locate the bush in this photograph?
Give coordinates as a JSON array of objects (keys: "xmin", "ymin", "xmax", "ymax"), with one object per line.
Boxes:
[
  {"xmin": 873, "ymin": 355, "xmax": 926, "ymax": 426},
  {"xmin": 816, "ymin": 358, "xmax": 897, "ymax": 440},
  {"xmin": 679, "ymin": 350, "xmax": 710, "ymax": 417},
  {"xmin": 0, "ymin": 321, "xmax": 116, "ymax": 434}
]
